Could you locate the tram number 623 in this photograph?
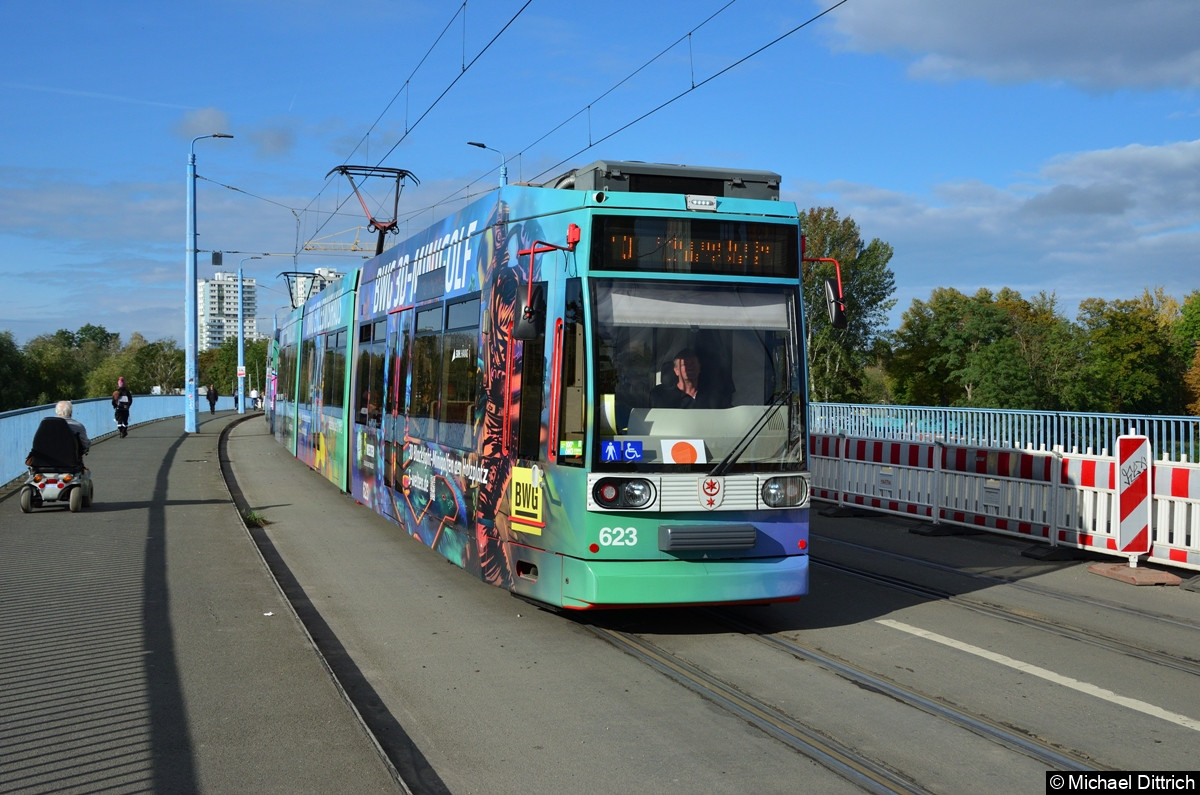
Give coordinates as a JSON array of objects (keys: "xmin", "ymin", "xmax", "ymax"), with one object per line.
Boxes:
[{"xmin": 598, "ymin": 527, "xmax": 639, "ymax": 547}]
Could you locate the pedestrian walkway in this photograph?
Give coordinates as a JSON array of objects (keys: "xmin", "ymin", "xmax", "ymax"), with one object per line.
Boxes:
[{"xmin": 0, "ymin": 412, "xmax": 402, "ymax": 794}]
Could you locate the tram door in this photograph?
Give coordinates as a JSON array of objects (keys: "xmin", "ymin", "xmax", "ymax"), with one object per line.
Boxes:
[
  {"xmin": 352, "ymin": 317, "xmax": 386, "ymax": 511},
  {"xmin": 513, "ymin": 281, "xmax": 549, "ymax": 462},
  {"xmin": 554, "ymin": 277, "xmax": 586, "ymax": 466}
]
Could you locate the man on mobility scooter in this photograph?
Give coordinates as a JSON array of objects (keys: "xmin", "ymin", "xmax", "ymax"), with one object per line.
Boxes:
[{"xmin": 20, "ymin": 400, "xmax": 94, "ymax": 513}]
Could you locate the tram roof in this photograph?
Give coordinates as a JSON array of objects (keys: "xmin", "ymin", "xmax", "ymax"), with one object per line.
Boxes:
[{"xmin": 545, "ymin": 160, "xmax": 781, "ymax": 201}]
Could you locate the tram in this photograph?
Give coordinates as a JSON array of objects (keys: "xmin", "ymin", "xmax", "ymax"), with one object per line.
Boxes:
[{"xmin": 267, "ymin": 160, "xmax": 845, "ymax": 609}]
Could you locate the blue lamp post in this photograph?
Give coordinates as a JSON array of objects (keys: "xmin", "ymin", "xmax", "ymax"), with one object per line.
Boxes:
[
  {"xmin": 467, "ymin": 141, "xmax": 507, "ymax": 187},
  {"xmin": 237, "ymin": 256, "xmax": 261, "ymax": 415},
  {"xmin": 185, "ymin": 133, "xmax": 233, "ymax": 432}
]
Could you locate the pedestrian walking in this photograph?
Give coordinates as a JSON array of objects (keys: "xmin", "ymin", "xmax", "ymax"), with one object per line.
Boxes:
[
  {"xmin": 112, "ymin": 376, "xmax": 133, "ymax": 437},
  {"xmin": 206, "ymin": 384, "xmax": 218, "ymax": 414}
]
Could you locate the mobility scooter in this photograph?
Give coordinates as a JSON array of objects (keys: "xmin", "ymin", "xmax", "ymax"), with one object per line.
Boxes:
[{"xmin": 20, "ymin": 417, "xmax": 94, "ymax": 513}]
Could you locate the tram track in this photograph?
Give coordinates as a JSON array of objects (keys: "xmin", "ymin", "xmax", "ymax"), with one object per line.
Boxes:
[
  {"xmin": 810, "ymin": 536, "xmax": 1200, "ymax": 677},
  {"xmin": 701, "ymin": 610, "xmax": 1103, "ymax": 773},
  {"xmin": 585, "ymin": 606, "xmax": 1104, "ymax": 795},
  {"xmin": 814, "ymin": 534, "xmax": 1200, "ymax": 634},
  {"xmin": 583, "ymin": 622, "xmax": 935, "ymax": 795},
  {"xmin": 578, "ymin": 526, "xmax": 1198, "ymax": 789}
]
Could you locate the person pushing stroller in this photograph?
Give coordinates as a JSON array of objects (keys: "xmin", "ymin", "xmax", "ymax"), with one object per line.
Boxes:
[{"xmin": 112, "ymin": 376, "xmax": 133, "ymax": 437}]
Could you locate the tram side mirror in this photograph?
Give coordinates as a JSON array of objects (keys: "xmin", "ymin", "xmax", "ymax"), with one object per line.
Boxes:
[
  {"xmin": 513, "ymin": 282, "xmax": 547, "ymax": 340},
  {"xmin": 824, "ymin": 278, "xmax": 847, "ymax": 329}
]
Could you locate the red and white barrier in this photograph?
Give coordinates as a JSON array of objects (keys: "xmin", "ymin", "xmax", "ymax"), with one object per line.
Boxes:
[
  {"xmin": 1150, "ymin": 459, "xmax": 1200, "ymax": 569},
  {"xmin": 810, "ymin": 432, "xmax": 1200, "ymax": 572},
  {"xmin": 1055, "ymin": 451, "xmax": 1119, "ymax": 552},
  {"xmin": 1117, "ymin": 435, "xmax": 1151, "ymax": 557}
]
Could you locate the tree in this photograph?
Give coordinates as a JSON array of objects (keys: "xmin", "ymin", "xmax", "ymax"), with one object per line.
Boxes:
[
  {"xmin": 1184, "ymin": 345, "xmax": 1200, "ymax": 416},
  {"xmin": 0, "ymin": 331, "xmax": 30, "ymax": 411},
  {"xmin": 75, "ymin": 323, "xmax": 120, "ymax": 349},
  {"xmin": 23, "ymin": 333, "xmax": 88, "ymax": 406},
  {"xmin": 800, "ymin": 207, "xmax": 896, "ymax": 402},
  {"xmin": 1173, "ymin": 290, "xmax": 1200, "ymax": 369},
  {"xmin": 135, "ymin": 339, "xmax": 184, "ymax": 394},
  {"xmin": 242, "ymin": 338, "xmax": 271, "ymax": 394},
  {"xmin": 887, "ymin": 288, "xmax": 1087, "ymax": 410},
  {"xmin": 198, "ymin": 347, "xmax": 221, "ymax": 393},
  {"xmin": 1076, "ymin": 297, "xmax": 1181, "ymax": 414},
  {"xmin": 886, "ymin": 288, "xmax": 971, "ymax": 406}
]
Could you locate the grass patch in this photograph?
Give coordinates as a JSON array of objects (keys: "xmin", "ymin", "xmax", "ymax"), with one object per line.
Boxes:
[{"xmin": 242, "ymin": 509, "xmax": 270, "ymax": 527}]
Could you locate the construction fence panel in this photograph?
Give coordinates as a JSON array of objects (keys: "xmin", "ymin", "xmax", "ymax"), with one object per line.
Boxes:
[{"xmin": 810, "ymin": 433, "xmax": 1200, "ymax": 573}]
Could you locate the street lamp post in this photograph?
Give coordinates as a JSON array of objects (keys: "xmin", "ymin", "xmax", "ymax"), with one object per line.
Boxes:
[
  {"xmin": 185, "ymin": 133, "xmax": 233, "ymax": 433},
  {"xmin": 237, "ymin": 256, "xmax": 261, "ymax": 415},
  {"xmin": 467, "ymin": 141, "xmax": 507, "ymax": 187}
]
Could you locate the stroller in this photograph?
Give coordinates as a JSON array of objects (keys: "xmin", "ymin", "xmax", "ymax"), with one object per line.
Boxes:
[{"xmin": 19, "ymin": 417, "xmax": 94, "ymax": 513}]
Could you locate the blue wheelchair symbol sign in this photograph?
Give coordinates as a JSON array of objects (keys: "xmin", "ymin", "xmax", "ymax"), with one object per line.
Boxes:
[{"xmin": 601, "ymin": 440, "xmax": 643, "ymax": 463}]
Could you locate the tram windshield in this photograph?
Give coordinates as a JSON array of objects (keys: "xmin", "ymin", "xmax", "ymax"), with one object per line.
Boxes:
[{"xmin": 591, "ymin": 279, "xmax": 805, "ymax": 473}]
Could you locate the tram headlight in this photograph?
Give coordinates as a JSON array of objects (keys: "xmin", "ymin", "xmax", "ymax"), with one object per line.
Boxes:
[
  {"xmin": 592, "ymin": 477, "xmax": 655, "ymax": 509},
  {"xmin": 622, "ymin": 479, "xmax": 653, "ymax": 508},
  {"xmin": 761, "ymin": 476, "xmax": 808, "ymax": 508}
]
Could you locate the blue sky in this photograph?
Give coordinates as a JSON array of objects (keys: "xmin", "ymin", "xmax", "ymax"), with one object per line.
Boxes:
[{"xmin": 2, "ymin": 0, "xmax": 1197, "ymax": 346}]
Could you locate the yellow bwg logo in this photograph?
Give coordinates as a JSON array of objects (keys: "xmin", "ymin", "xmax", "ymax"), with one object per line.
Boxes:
[{"xmin": 510, "ymin": 465, "xmax": 544, "ymax": 533}]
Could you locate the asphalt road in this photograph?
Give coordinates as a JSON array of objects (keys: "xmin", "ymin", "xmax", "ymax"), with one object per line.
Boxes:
[{"xmin": 225, "ymin": 418, "xmax": 1200, "ymax": 793}]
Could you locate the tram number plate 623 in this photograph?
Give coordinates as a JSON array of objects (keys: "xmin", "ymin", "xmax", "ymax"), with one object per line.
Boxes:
[{"xmin": 598, "ymin": 527, "xmax": 638, "ymax": 546}]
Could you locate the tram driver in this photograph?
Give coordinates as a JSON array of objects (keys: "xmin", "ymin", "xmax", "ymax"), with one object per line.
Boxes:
[{"xmin": 650, "ymin": 348, "xmax": 732, "ymax": 409}]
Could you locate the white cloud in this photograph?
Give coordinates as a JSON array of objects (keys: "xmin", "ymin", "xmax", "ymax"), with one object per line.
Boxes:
[
  {"xmin": 175, "ymin": 108, "xmax": 234, "ymax": 141},
  {"xmin": 822, "ymin": 0, "xmax": 1200, "ymax": 89},
  {"xmin": 795, "ymin": 138, "xmax": 1200, "ymax": 324}
]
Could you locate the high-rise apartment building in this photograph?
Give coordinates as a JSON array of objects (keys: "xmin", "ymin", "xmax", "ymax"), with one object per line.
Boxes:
[
  {"xmin": 287, "ymin": 267, "xmax": 342, "ymax": 309},
  {"xmin": 198, "ymin": 271, "xmax": 261, "ymax": 351}
]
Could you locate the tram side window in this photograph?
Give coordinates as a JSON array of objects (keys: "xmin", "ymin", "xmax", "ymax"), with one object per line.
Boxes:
[
  {"xmin": 355, "ymin": 321, "xmax": 385, "ymax": 426},
  {"xmin": 390, "ymin": 316, "xmax": 411, "ymax": 420},
  {"xmin": 440, "ymin": 296, "xmax": 480, "ymax": 450},
  {"xmin": 324, "ymin": 331, "xmax": 347, "ymax": 410},
  {"xmin": 278, "ymin": 335, "xmax": 297, "ymax": 404},
  {"xmin": 300, "ymin": 338, "xmax": 317, "ymax": 409},
  {"xmin": 410, "ymin": 306, "xmax": 442, "ymax": 440}
]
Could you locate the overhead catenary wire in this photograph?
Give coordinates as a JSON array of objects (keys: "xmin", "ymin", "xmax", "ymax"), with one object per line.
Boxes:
[
  {"xmin": 215, "ymin": 1, "xmax": 852, "ymax": 259},
  {"xmin": 297, "ymin": 1, "xmax": 471, "ymax": 227},
  {"xmin": 391, "ymin": 0, "xmax": 852, "ymax": 230},
  {"xmin": 300, "ymin": 0, "xmax": 534, "ymax": 249},
  {"xmin": 524, "ymin": 0, "xmax": 852, "ymax": 186}
]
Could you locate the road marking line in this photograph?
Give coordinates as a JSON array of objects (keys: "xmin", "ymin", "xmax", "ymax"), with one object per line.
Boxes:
[{"xmin": 877, "ymin": 619, "xmax": 1200, "ymax": 732}]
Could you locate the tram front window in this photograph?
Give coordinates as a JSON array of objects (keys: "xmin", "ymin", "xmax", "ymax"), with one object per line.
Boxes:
[{"xmin": 591, "ymin": 279, "xmax": 805, "ymax": 472}]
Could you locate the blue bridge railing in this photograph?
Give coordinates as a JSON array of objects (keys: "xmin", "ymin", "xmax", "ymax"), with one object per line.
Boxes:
[
  {"xmin": 811, "ymin": 403, "xmax": 1200, "ymax": 462},
  {"xmin": 1, "ymin": 395, "xmax": 241, "ymax": 487}
]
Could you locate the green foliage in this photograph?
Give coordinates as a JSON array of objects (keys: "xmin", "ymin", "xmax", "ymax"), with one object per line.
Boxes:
[
  {"xmin": 887, "ymin": 286, "xmax": 1193, "ymax": 415},
  {"xmin": 1076, "ymin": 296, "xmax": 1183, "ymax": 414},
  {"xmin": 200, "ymin": 336, "xmax": 271, "ymax": 397},
  {"xmin": 1185, "ymin": 346, "xmax": 1200, "ymax": 415},
  {"xmin": 22, "ymin": 333, "xmax": 89, "ymax": 406},
  {"xmin": 0, "ymin": 331, "xmax": 30, "ymax": 410},
  {"xmin": 1173, "ymin": 290, "xmax": 1200, "ymax": 366},
  {"xmin": 800, "ymin": 207, "xmax": 897, "ymax": 403},
  {"xmin": 133, "ymin": 339, "xmax": 184, "ymax": 394},
  {"xmin": 0, "ymin": 325, "xmax": 189, "ymax": 411},
  {"xmin": 886, "ymin": 288, "xmax": 969, "ymax": 406}
]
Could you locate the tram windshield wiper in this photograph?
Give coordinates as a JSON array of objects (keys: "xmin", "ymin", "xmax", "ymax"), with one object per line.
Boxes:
[{"xmin": 709, "ymin": 389, "xmax": 794, "ymax": 477}]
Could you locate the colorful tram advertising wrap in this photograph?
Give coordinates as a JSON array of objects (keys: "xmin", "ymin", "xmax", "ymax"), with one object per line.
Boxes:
[{"xmin": 268, "ymin": 161, "xmax": 819, "ymax": 609}]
